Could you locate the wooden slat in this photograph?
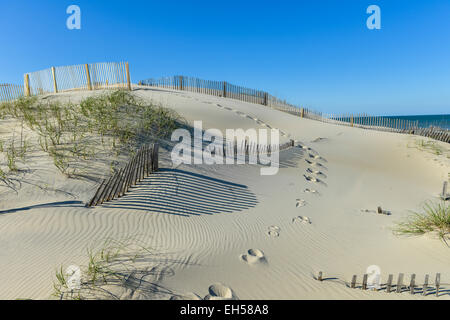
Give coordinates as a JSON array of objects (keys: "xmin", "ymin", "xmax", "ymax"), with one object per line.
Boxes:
[
  {"xmin": 351, "ymin": 275, "xmax": 357, "ymax": 289},
  {"xmin": 87, "ymin": 179, "xmax": 106, "ymax": 207},
  {"xmin": 396, "ymin": 273, "xmax": 404, "ymax": 293},
  {"xmin": 435, "ymin": 273, "xmax": 441, "ymax": 297},
  {"xmin": 386, "ymin": 274, "xmax": 393, "ymax": 293},
  {"xmin": 422, "ymin": 274, "xmax": 429, "ymax": 296},
  {"xmin": 409, "ymin": 274, "xmax": 416, "ymax": 294},
  {"xmin": 362, "ymin": 274, "xmax": 368, "ymax": 290}
]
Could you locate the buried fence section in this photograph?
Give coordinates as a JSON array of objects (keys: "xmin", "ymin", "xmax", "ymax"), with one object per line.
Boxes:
[
  {"xmin": 86, "ymin": 143, "xmax": 159, "ymax": 207},
  {"xmin": 86, "ymin": 139, "xmax": 293, "ymax": 208},
  {"xmin": 222, "ymin": 139, "xmax": 295, "ymax": 160},
  {"xmin": 316, "ymin": 271, "xmax": 447, "ymax": 296}
]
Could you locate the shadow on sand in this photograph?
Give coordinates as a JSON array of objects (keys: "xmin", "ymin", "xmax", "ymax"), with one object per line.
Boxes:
[
  {"xmin": 102, "ymin": 168, "xmax": 258, "ymax": 217},
  {"xmin": 0, "ymin": 200, "xmax": 84, "ymax": 215}
]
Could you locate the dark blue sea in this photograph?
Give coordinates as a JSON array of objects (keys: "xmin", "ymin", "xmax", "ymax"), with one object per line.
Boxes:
[{"xmin": 383, "ymin": 114, "xmax": 450, "ymax": 130}]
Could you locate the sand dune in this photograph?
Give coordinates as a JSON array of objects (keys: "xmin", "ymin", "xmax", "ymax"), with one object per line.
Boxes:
[{"xmin": 0, "ymin": 86, "xmax": 449, "ymax": 300}]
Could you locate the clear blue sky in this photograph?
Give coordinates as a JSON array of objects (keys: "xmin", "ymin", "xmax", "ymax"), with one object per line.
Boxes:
[{"xmin": 0, "ymin": 0, "xmax": 449, "ymax": 115}]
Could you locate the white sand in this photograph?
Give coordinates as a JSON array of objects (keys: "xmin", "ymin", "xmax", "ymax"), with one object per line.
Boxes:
[{"xmin": 0, "ymin": 86, "xmax": 448, "ymax": 299}]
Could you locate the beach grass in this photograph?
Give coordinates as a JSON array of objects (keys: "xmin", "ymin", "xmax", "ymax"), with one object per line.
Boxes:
[
  {"xmin": 408, "ymin": 138, "xmax": 447, "ymax": 156},
  {"xmin": 0, "ymin": 90, "xmax": 182, "ymax": 180},
  {"xmin": 52, "ymin": 237, "xmax": 174, "ymax": 300},
  {"xmin": 393, "ymin": 201, "xmax": 450, "ymax": 244}
]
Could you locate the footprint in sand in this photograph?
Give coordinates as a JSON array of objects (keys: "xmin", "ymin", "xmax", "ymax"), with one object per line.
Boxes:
[
  {"xmin": 311, "ymin": 137, "xmax": 327, "ymax": 143},
  {"xmin": 304, "ymin": 188, "xmax": 319, "ymax": 194},
  {"xmin": 303, "ymin": 174, "xmax": 321, "ymax": 183},
  {"xmin": 305, "ymin": 159, "xmax": 326, "ymax": 168},
  {"xmin": 306, "ymin": 168, "xmax": 327, "ymax": 178},
  {"xmin": 204, "ymin": 283, "xmax": 236, "ymax": 300},
  {"xmin": 308, "ymin": 154, "xmax": 327, "ymax": 162},
  {"xmin": 216, "ymin": 104, "xmax": 224, "ymax": 108},
  {"xmin": 300, "ymin": 145, "xmax": 311, "ymax": 150},
  {"xmin": 296, "ymin": 199, "xmax": 307, "ymax": 208},
  {"xmin": 292, "ymin": 216, "xmax": 312, "ymax": 224},
  {"xmin": 267, "ymin": 225, "xmax": 280, "ymax": 237},
  {"xmin": 240, "ymin": 249, "xmax": 267, "ymax": 265}
]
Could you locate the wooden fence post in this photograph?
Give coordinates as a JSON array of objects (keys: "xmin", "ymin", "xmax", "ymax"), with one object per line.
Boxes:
[
  {"xmin": 409, "ymin": 274, "xmax": 416, "ymax": 294},
  {"xmin": 24, "ymin": 74, "xmax": 31, "ymax": 97},
  {"xmin": 396, "ymin": 273, "xmax": 404, "ymax": 293},
  {"xmin": 422, "ymin": 274, "xmax": 429, "ymax": 296},
  {"xmin": 153, "ymin": 143, "xmax": 159, "ymax": 171},
  {"xmin": 386, "ymin": 274, "xmax": 393, "ymax": 293},
  {"xmin": 351, "ymin": 275, "xmax": 357, "ymax": 288},
  {"xmin": 435, "ymin": 273, "xmax": 441, "ymax": 297},
  {"xmin": 179, "ymin": 76, "xmax": 183, "ymax": 91},
  {"xmin": 51, "ymin": 66, "xmax": 58, "ymax": 93},
  {"xmin": 351, "ymin": 115, "xmax": 354, "ymax": 127},
  {"xmin": 442, "ymin": 181, "xmax": 448, "ymax": 200},
  {"xmin": 87, "ymin": 179, "xmax": 105, "ymax": 207},
  {"xmin": 85, "ymin": 64, "xmax": 92, "ymax": 90},
  {"xmin": 126, "ymin": 62, "xmax": 131, "ymax": 91},
  {"xmin": 362, "ymin": 274, "xmax": 368, "ymax": 290},
  {"xmin": 223, "ymin": 81, "xmax": 227, "ymax": 98},
  {"xmin": 300, "ymin": 108, "xmax": 304, "ymax": 118}
]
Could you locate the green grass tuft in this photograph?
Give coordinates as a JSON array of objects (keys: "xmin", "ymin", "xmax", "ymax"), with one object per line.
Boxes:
[
  {"xmin": 0, "ymin": 90, "xmax": 182, "ymax": 180},
  {"xmin": 393, "ymin": 201, "xmax": 450, "ymax": 244}
]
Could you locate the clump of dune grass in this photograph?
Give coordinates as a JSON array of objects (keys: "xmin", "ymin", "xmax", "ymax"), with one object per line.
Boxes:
[
  {"xmin": 0, "ymin": 133, "xmax": 28, "ymax": 174},
  {"xmin": 408, "ymin": 139, "xmax": 448, "ymax": 157},
  {"xmin": 393, "ymin": 201, "xmax": 450, "ymax": 244},
  {"xmin": 52, "ymin": 237, "xmax": 176, "ymax": 300},
  {"xmin": 0, "ymin": 90, "xmax": 183, "ymax": 180}
]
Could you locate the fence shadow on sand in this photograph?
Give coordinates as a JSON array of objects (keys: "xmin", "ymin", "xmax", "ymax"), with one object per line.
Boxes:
[{"xmin": 102, "ymin": 168, "xmax": 258, "ymax": 217}]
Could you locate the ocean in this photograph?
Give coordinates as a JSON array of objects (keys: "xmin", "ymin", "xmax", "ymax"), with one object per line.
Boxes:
[{"xmin": 383, "ymin": 114, "xmax": 450, "ymax": 130}]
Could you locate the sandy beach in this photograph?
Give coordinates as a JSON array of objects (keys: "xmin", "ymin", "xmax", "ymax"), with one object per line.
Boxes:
[{"xmin": 0, "ymin": 86, "xmax": 449, "ymax": 300}]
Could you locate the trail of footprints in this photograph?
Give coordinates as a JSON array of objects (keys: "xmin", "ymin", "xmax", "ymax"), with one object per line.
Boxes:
[
  {"xmin": 238, "ymin": 142, "xmax": 329, "ymax": 275},
  {"xmin": 215, "ymin": 103, "xmax": 289, "ymax": 137},
  {"xmin": 182, "ymin": 98, "xmax": 332, "ymax": 295},
  {"xmin": 198, "ymin": 98, "xmax": 330, "ymax": 285},
  {"xmin": 294, "ymin": 143, "xmax": 328, "ymax": 225}
]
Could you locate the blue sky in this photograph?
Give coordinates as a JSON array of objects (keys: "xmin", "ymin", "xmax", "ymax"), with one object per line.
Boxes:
[{"xmin": 0, "ymin": 0, "xmax": 449, "ymax": 115}]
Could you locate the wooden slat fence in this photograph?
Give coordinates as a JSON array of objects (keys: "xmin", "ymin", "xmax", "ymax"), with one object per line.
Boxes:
[
  {"xmin": 140, "ymin": 76, "xmax": 268, "ymax": 105},
  {"xmin": 87, "ymin": 139, "xmax": 295, "ymax": 207},
  {"xmin": 0, "ymin": 83, "xmax": 25, "ymax": 102},
  {"xmin": 221, "ymin": 139, "xmax": 295, "ymax": 159},
  {"xmin": 26, "ymin": 62, "xmax": 130, "ymax": 96},
  {"xmin": 139, "ymin": 75, "xmax": 450, "ymax": 144},
  {"xmin": 87, "ymin": 143, "xmax": 159, "ymax": 207}
]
